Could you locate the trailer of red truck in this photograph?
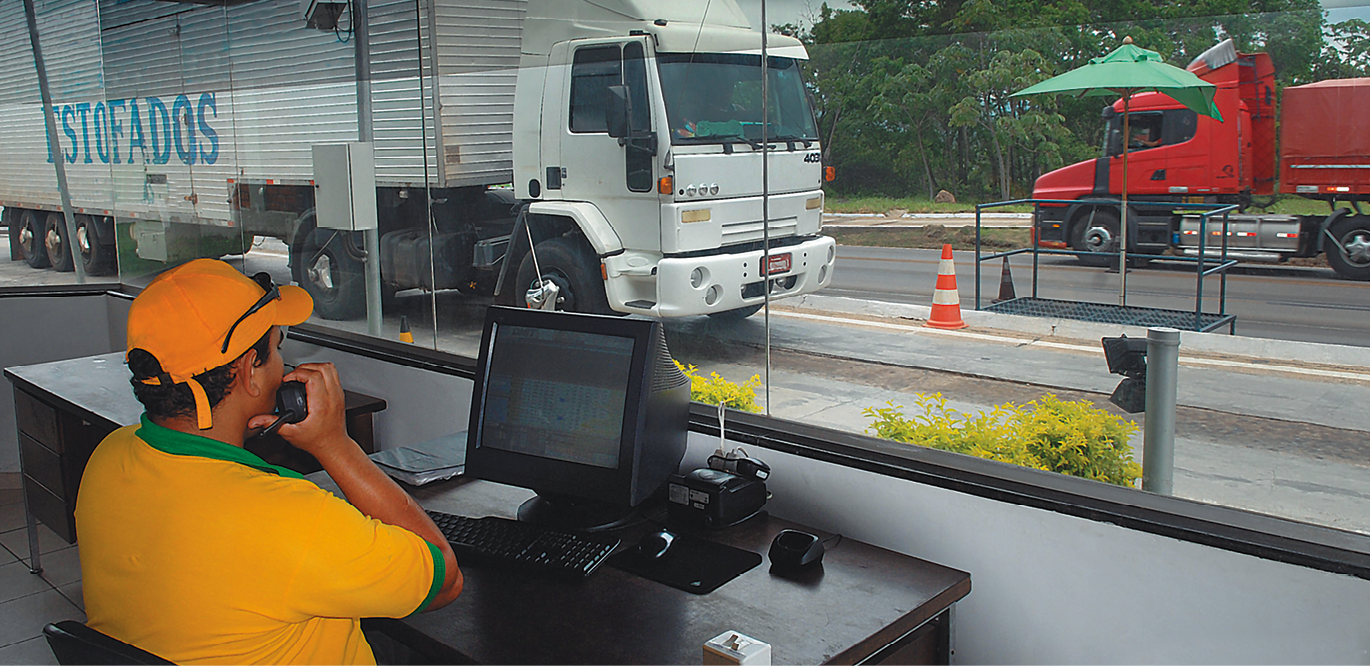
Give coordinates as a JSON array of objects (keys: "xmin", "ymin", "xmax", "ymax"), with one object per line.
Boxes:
[{"xmin": 1031, "ymin": 39, "xmax": 1370, "ymax": 281}]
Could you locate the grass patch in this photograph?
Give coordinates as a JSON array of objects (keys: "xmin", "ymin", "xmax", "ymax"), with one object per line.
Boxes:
[
  {"xmin": 826, "ymin": 195, "xmax": 1034, "ymax": 215},
  {"xmin": 827, "ymin": 225, "xmax": 1031, "ymax": 251}
]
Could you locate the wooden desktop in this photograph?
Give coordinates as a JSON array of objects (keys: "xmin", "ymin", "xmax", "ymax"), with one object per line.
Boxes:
[{"xmin": 338, "ymin": 475, "xmax": 972, "ymax": 665}]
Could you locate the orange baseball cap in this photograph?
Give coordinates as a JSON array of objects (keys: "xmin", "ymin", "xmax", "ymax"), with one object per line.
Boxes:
[{"xmin": 126, "ymin": 259, "xmax": 313, "ymax": 429}]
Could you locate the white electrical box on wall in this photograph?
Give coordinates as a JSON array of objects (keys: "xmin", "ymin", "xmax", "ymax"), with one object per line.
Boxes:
[{"xmin": 312, "ymin": 143, "xmax": 379, "ymax": 231}]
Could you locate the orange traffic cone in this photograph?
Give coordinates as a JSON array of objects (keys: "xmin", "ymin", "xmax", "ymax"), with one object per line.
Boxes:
[
  {"xmin": 927, "ymin": 244, "xmax": 968, "ymax": 329},
  {"xmin": 399, "ymin": 315, "xmax": 414, "ymax": 344},
  {"xmin": 993, "ymin": 256, "xmax": 1016, "ymax": 303}
]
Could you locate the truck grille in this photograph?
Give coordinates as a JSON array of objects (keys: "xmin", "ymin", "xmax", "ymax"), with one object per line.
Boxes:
[{"xmin": 721, "ymin": 217, "xmax": 798, "ymax": 245}]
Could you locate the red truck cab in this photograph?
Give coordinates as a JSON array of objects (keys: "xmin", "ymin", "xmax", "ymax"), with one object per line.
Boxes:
[{"xmin": 1032, "ymin": 41, "xmax": 1274, "ymax": 255}]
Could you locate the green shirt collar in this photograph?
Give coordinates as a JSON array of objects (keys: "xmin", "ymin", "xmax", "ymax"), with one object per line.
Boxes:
[{"xmin": 136, "ymin": 414, "xmax": 306, "ymax": 480}]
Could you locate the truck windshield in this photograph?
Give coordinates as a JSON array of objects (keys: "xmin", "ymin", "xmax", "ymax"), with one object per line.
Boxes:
[{"xmin": 658, "ymin": 53, "xmax": 818, "ymax": 146}]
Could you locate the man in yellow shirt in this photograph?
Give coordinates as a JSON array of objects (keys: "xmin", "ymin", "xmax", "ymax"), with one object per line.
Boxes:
[{"xmin": 75, "ymin": 259, "xmax": 462, "ymax": 664}]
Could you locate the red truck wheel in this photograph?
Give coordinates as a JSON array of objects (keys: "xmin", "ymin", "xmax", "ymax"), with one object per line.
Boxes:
[
  {"xmin": 1327, "ymin": 215, "xmax": 1370, "ymax": 281},
  {"xmin": 1071, "ymin": 209, "xmax": 1118, "ymax": 267}
]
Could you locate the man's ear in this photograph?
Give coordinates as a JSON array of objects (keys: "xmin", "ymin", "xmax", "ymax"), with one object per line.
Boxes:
[{"xmin": 236, "ymin": 348, "xmax": 267, "ymax": 398}]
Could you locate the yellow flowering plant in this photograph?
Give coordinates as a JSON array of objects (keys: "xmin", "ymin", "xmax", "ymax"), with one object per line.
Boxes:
[{"xmin": 864, "ymin": 393, "xmax": 1141, "ymax": 487}]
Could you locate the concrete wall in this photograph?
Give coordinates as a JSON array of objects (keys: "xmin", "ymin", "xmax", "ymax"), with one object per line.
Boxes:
[
  {"xmin": 721, "ymin": 439, "xmax": 1370, "ymax": 664},
  {"xmin": 0, "ymin": 295, "xmax": 117, "ymax": 477}
]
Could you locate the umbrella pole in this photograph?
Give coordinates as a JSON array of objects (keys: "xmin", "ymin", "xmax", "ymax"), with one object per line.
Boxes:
[{"xmin": 1120, "ymin": 93, "xmax": 1130, "ymax": 306}]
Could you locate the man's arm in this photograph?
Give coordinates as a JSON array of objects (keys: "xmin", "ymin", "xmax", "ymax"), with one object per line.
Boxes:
[{"xmin": 248, "ymin": 363, "xmax": 462, "ymax": 611}]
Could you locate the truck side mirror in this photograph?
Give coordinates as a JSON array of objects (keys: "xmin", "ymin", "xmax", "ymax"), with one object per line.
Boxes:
[{"xmin": 606, "ymin": 85, "xmax": 630, "ymax": 139}]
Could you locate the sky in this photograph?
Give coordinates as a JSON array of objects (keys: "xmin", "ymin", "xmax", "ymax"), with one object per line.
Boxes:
[{"xmin": 740, "ymin": 0, "xmax": 1370, "ymax": 29}]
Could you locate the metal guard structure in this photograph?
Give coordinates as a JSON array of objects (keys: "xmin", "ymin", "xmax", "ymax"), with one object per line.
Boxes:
[{"xmin": 974, "ymin": 199, "xmax": 1239, "ymax": 334}]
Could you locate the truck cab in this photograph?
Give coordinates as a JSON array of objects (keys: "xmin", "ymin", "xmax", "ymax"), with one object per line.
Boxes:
[
  {"xmin": 1032, "ymin": 40, "xmax": 1275, "ymax": 259},
  {"xmin": 510, "ymin": 1, "xmax": 835, "ymax": 317}
]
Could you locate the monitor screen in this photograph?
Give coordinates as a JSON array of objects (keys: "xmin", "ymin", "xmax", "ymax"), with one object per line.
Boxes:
[
  {"xmin": 465, "ymin": 307, "xmax": 691, "ymax": 530},
  {"xmin": 479, "ymin": 325, "xmax": 633, "ymax": 470}
]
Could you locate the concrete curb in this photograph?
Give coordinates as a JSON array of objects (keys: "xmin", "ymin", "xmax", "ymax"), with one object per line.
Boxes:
[{"xmin": 784, "ymin": 293, "xmax": 1370, "ymax": 369}]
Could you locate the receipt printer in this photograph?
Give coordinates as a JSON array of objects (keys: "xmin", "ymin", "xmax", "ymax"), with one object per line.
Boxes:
[{"xmin": 668, "ymin": 468, "xmax": 767, "ymax": 528}]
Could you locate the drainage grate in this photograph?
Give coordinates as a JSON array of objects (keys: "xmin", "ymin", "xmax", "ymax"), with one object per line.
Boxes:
[{"xmin": 982, "ymin": 297, "xmax": 1235, "ymax": 333}]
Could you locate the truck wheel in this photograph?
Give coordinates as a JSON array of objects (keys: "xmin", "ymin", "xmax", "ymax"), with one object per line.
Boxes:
[
  {"xmin": 1327, "ymin": 215, "xmax": 1370, "ymax": 281},
  {"xmin": 43, "ymin": 213, "xmax": 75, "ymax": 272},
  {"xmin": 293, "ymin": 226, "xmax": 366, "ymax": 320},
  {"xmin": 75, "ymin": 215, "xmax": 115, "ymax": 276},
  {"xmin": 14, "ymin": 210, "xmax": 49, "ymax": 268},
  {"xmin": 707, "ymin": 304, "xmax": 764, "ymax": 320},
  {"xmin": 514, "ymin": 237, "xmax": 612, "ymax": 314},
  {"xmin": 1071, "ymin": 209, "xmax": 1118, "ymax": 267}
]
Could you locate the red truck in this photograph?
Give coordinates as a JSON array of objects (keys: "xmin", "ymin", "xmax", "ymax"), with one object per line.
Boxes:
[{"xmin": 1031, "ymin": 39, "xmax": 1370, "ymax": 281}]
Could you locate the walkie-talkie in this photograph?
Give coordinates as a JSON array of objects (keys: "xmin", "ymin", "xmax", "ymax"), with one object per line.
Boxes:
[{"xmin": 257, "ymin": 381, "xmax": 308, "ymax": 437}]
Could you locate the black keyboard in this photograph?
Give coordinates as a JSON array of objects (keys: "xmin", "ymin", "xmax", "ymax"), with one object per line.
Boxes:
[{"xmin": 426, "ymin": 510, "xmax": 620, "ymax": 578}]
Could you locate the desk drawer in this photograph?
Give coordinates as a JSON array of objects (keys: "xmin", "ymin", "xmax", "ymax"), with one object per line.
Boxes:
[
  {"xmin": 24, "ymin": 476, "xmax": 76, "ymax": 544},
  {"xmin": 15, "ymin": 390, "xmax": 60, "ymax": 451},
  {"xmin": 20, "ymin": 433, "xmax": 64, "ymax": 497}
]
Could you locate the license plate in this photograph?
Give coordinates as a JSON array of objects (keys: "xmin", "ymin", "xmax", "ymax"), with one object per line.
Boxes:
[{"xmin": 765, "ymin": 253, "xmax": 792, "ymax": 275}]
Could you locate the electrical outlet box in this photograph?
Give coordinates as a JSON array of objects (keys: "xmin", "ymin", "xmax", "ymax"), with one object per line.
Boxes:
[
  {"xmin": 312, "ymin": 143, "xmax": 378, "ymax": 231},
  {"xmin": 703, "ymin": 631, "xmax": 771, "ymax": 665}
]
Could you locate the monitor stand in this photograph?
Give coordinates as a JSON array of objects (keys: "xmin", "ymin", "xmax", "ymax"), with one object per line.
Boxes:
[{"xmin": 517, "ymin": 493, "xmax": 637, "ymax": 532}]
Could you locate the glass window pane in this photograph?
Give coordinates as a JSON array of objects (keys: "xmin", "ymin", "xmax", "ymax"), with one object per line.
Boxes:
[{"xmin": 569, "ymin": 45, "xmax": 621, "ymax": 133}]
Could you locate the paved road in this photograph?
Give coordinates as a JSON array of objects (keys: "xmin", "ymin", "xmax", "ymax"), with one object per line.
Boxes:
[{"xmin": 827, "ymin": 245, "xmax": 1370, "ymax": 348}]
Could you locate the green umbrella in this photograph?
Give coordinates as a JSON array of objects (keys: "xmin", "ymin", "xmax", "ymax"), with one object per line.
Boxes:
[{"xmin": 1011, "ymin": 37, "xmax": 1223, "ymax": 305}]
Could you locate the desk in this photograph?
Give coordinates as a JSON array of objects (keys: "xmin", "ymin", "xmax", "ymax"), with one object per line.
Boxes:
[
  {"xmin": 5, "ymin": 352, "xmax": 386, "ymax": 573},
  {"xmin": 338, "ymin": 476, "xmax": 972, "ymax": 665}
]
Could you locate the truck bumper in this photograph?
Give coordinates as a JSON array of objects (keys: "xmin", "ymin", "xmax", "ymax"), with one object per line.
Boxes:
[{"xmin": 605, "ymin": 235, "xmax": 836, "ymax": 318}]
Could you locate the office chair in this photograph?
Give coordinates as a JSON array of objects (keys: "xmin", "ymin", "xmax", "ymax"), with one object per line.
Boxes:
[{"xmin": 42, "ymin": 621, "xmax": 174, "ymax": 665}]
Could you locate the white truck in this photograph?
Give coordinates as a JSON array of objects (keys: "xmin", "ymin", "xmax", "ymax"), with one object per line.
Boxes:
[{"xmin": 0, "ymin": 0, "xmax": 835, "ymax": 319}]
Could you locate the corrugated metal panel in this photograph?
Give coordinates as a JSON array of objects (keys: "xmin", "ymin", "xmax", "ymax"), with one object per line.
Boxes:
[
  {"xmin": 0, "ymin": 1, "xmax": 47, "ymax": 209},
  {"xmin": 369, "ymin": 0, "xmax": 439, "ymax": 185},
  {"xmin": 432, "ymin": 0, "xmax": 522, "ymax": 186},
  {"xmin": 1, "ymin": 0, "xmax": 522, "ymax": 228},
  {"xmin": 97, "ymin": 0, "xmax": 187, "ymax": 32},
  {"xmin": 100, "ymin": 12, "xmax": 198, "ymax": 223},
  {"xmin": 221, "ymin": 0, "xmax": 356, "ymax": 194},
  {"xmin": 0, "ymin": 0, "xmax": 115, "ymax": 214}
]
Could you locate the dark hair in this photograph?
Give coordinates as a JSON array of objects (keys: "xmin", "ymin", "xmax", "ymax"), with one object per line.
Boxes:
[{"xmin": 130, "ymin": 329, "xmax": 274, "ymax": 421}]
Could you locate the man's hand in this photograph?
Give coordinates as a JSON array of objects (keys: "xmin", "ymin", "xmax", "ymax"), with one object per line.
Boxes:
[
  {"xmin": 246, "ymin": 362, "xmax": 354, "ymax": 459},
  {"xmin": 246, "ymin": 363, "xmax": 464, "ymax": 610}
]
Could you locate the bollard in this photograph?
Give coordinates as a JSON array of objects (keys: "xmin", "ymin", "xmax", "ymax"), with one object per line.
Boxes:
[{"xmin": 1143, "ymin": 327, "xmax": 1180, "ymax": 494}]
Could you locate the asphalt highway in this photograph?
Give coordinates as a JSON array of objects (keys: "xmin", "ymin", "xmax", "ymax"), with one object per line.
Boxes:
[{"xmin": 826, "ymin": 245, "xmax": 1370, "ymax": 348}]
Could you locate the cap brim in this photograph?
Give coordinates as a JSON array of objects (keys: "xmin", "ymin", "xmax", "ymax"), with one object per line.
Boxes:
[{"xmin": 274, "ymin": 285, "xmax": 314, "ymax": 327}]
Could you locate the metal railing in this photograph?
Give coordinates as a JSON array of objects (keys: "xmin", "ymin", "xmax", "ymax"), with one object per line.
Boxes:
[{"xmin": 973, "ymin": 198, "xmax": 1239, "ymax": 333}]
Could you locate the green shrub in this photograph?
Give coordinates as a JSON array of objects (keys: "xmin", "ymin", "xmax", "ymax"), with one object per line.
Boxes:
[
  {"xmin": 863, "ymin": 393, "xmax": 1141, "ymax": 487},
  {"xmin": 675, "ymin": 362, "xmax": 763, "ymax": 413}
]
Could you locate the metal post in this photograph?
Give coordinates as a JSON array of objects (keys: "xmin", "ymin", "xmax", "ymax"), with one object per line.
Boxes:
[
  {"xmin": 1119, "ymin": 94, "xmax": 1130, "ymax": 306},
  {"xmin": 23, "ymin": 0, "xmax": 87, "ymax": 284},
  {"xmin": 974, "ymin": 205, "xmax": 981, "ymax": 309},
  {"xmin": 761, "ymin": 0, "xmax": 771, "ymax": 415},
  {"xmin": 1195, "ymin": 211, "xmax": 1207, "ymax": 330},
  {"xmin": 1143, "ymin": 327, "xmax": 1179, "ymax": 495},
  {"xmin": 353, "ymin": 0, "xmax": 383, "ymax": 337},
  {"xmin": 1219, "ymin": 209, "xmax": 1230, "ymax": 316},
  {"xmin": 1031, "ymin": 205, "xmax": 1040, "ymax": 299}
]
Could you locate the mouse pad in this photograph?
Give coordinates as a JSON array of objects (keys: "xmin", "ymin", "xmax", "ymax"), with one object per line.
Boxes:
[{"xmin": 608, "ymin": 535, "xmax": 763, "ymax": 594}]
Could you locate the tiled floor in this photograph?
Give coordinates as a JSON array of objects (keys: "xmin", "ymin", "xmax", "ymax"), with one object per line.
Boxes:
[{"xmin": 0, "ymin": 488, "xmax": 84, "ymax": 665}]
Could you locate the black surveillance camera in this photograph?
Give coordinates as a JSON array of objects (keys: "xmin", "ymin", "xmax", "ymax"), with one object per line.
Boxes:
[{"xmin": 1101, "ymin": 335, "xmax": 1147, "ymax": 413}]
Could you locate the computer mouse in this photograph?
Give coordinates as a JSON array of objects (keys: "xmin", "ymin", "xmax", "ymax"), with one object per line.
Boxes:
[
  {"xmin": 637, "ymin": 529, "xmax": 677, "ymax": 561},
  {"xmin": 768, "ymin": 529, "xmax": 824, "ymax": 570}
]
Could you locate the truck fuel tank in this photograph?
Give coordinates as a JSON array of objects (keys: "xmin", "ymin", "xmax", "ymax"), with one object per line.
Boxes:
[{"xmin": 1177, "ymin": 214, "xmax": 1302, "ymax": 253}]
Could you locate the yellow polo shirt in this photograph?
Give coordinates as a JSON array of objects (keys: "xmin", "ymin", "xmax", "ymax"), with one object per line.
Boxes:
[{"xmin": 75, "ymin": 416, "xmax": 444, "ymax": 665}]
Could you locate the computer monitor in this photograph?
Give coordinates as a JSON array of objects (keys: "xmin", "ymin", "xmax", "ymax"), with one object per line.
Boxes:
[{"xmin": 465, "ymin": 306, "xmax": 691, "ymax": 530}]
